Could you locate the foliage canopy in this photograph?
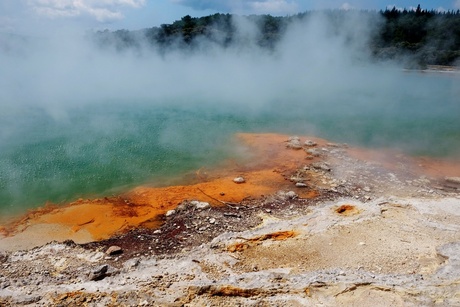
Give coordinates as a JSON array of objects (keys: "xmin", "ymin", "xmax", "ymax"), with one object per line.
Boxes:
[{"xmin": 92, "ymin": 7, "xmax": 460, "ymax": 67}]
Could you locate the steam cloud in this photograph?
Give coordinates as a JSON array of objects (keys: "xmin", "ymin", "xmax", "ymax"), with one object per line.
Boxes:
[
  {"xmin": 0, "ymin": 12, "xmax": 459, "ymax": 211},
  {"xmin": 2, "ymin": 12, "xmax": 384, "ymax": 114}
]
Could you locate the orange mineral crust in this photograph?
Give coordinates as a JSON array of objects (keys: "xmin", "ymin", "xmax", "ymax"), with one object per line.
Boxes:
[{"xmin": 0, "ymin": 133, "xmax": 324, "ymax": 247}]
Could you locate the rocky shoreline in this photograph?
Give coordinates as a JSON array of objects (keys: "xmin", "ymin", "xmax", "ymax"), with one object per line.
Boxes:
[{"xmin": 1, "ymin": 134, "xmax": 459, "ymax": 306}]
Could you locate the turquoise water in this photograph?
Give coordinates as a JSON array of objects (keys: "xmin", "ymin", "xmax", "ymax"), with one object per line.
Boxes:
[{"xmin": 0, "ymin": 70, "xmax": 459, "ymax": 215}]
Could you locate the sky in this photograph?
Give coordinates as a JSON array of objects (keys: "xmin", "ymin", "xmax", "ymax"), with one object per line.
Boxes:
[{"xmin": 0, "ymin": 0, "xmax": 459, "ymax": 36}]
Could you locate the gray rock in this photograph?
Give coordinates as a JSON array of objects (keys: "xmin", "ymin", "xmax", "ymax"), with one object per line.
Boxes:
[
  {"xmin": 290, "ymin": 176, "xmax": 304, "ymax": 183},
  {"xmin": 304, "ymin": 140, "xmax": 317, "ymax": 146},
  {"xmin": 233, "ymin": 177, "xmax": 246, "ymax": 184},
  {"xmin": 445, "ymin": 177, "xmax": 460, "ymax": 185},
  {"xmin": 295, "ymin": 182, "xmax": 308, "ymax": 188},
  {"xmin": 123, "ymin": 258, "xmax": 141, "ymax": 270},
  {"xmin": 165, "ymin": 210, "xmax": 176, "ymax": 217},
  {"xmin": 286, "ymin": 136, "xmax": 302, "ymax": 149},
  {"xmin": 89, "ymin": 264, "xmax": 108, "ymax": 281},
  {"xmin": 312, "ymin": 162, "xmax": 331, "ymax": 171},
  {"xmin": 0, "ymin": 252, "xmax": 8, "ymax": 263},
  {"xmin": 277, "ymin": 190, "xmax": 298, "ymax": 200},
  {"xmin": 306, "ymin": 148, "xmax": 321, "ymax": 157},
  {"xmin": 191, "ymin": 200, "xmax": 210, "ymax": 209},
  {"xmin": 13, "ymin": 295, "xmax": 41, "ymax": 305}
]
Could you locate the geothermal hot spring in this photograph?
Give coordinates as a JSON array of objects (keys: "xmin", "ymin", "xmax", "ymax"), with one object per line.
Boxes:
[{"xmin": 0, "ymin": 19, "xmax": 459, "ymax": 219}]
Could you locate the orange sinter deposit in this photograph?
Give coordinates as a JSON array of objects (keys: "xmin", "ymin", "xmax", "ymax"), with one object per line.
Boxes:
[
  {"xmin": 1, "ymin": 132, "xmax": 458, "ymax": 252},
  {"xmin": 0, "ymin": 133, "xmax": 323, "ymax": 249}
]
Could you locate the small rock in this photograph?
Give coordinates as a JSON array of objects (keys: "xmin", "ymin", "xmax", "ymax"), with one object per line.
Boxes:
[
  {"xmin": 89, "ymin": 264, "xmax": 108, "ymax": 281},
  {"xmin": 285, "ymin": 191, "xmax": 298, "ymax": 199},
  {"xmin": 290, "ymin": 176, "xmax": 304, "ymax": 182},
  {"xmin": 123, "ymin": 258, "xmax": 140, "ymax": 270},
  {"xmin": 209, "ymin": 218, "xmax": 216, "ymax": 224},
  {"xmin": 233, "ymin": 177, "xmax": 245, "ymax": 184},
  {"xmin": 286, "ymin": 136, "xmax": 302, "ymax": 149},
  {"xmin": 0, "ymin": 252, "xmax": 8, "ymax": 264},
  {"xmin": 13, "ymin": 296, "xmax": 41, "ymax": 305},
  {"xmin": 191, "ymin": 200, "xmax": 210, "ymax": 209},
  {"xmin": 295, "ymin": 182, "xmax": 308, "ymax": 188},
  {"xmin": 312, "ymin": 162, "xmax": 331, "ymax": 171},
  {"xmin": 304, "ymin": 140, "xmax": 317, "ymax": 146},
  {"xmin": 359, "ymin": 242, "xmax": 366, "ymax": 246},
  {"xmin": 106, "ymin": 246, "xmax": 123, "ymax": 256},
  {"xmin": 306, "ymin": 148, "xmax": 321, "ymax": 157},
  {"xmin": 85, "ymin": 251, "xmax": 105, "ymax": 262},
  {"xmin": 165, "ymin": 210, "xmax": 175, "ymax": 217},
  {"xmin": 445, "ymin": 177, "xmax": 460, "ymax": 185}
]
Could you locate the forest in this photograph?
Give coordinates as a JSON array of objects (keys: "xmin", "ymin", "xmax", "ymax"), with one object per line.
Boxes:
[{"xmin": 92, "ymin": 5, "xmax": 460, "ymax": 67}]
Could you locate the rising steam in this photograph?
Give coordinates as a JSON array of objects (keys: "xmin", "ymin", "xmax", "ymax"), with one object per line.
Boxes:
[{"xmin": 0, "ymin": 11, "xmax": 458, "ymax": 211}]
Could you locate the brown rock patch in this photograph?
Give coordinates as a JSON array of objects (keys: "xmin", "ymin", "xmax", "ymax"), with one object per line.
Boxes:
[
  {"xmin": 335, "ymin": 204, "xmax": 359, "ymax": 216},
  {"xmin": 228, "ymin": 230, "xmax": 297, "ymax": 252}
]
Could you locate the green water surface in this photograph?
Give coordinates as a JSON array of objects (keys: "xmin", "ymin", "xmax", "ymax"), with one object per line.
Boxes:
[{"xmin": 0, "ymin": 70, "xmax": 459, "ymax": 215}]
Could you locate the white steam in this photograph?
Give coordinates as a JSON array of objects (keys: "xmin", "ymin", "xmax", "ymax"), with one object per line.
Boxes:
[
  {"xmin": 1, "ymin": 12, "xmax": 383, "ymax": 115},
  {"xmin": 0, "ymin": 12, "xmax": 459, "ymax": 210}
]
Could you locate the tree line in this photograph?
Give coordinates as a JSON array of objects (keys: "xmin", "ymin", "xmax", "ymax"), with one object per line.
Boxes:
[{"xmin": 92, "ymin": 6, "xmax": 460, "ymax": 67}]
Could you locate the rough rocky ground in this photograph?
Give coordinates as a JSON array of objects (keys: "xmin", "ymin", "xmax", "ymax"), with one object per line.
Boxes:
[{"xmin": 0, "ymin": 137, "xmax": 459, "ymax": 306}]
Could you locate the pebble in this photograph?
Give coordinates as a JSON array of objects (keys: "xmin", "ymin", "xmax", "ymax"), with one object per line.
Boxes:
[
  {"xmin": 123, "ymin": 258, "xmax": 141, "ymax": 270},
  {"xmin": 304, "ymin": 140, "xmax": 317, "ymax": 146},
  {"xmin": 286, "ymin": 136, "xmax": 302, "ymax": 149},
  {"xmin": 233, "ymin": 177, "xmax": 246, "ymax": 184},
  {"xmin": 106, "ymin": 246, "xmax": 123, "ymax": 256},
  {"xmin": 209, "ymin": 218, "xmax": 216, "ymax": 224},
  {"xmin": 312, "ymin": 162, "xmax": 331, "ymax": 171},
  {"xmin": 165, "ymin": 210, "xmax": 175, "ymax": 217},
  {"xmin": 286, "ymin": 191, "xmax": 298, "ymax": 199},
  {"xmin": 89, "ymin": 264, "xmax": 108, "ymax": 281},
  {"xmin": 306, "ymin": 148, "xmax": 321, "ymax": 157},
  {"xmin": 295, "ymin": 182, "xmax": 308, "ymax": 188},
  {"xmin": 191, "ymin": 200, "xmax": 210, "ymax": 209}
]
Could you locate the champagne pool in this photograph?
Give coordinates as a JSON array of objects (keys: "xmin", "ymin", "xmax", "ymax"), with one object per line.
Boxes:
[{"xmin": 0, "ymin": 70, "xmax": 459, "ymax": 217}]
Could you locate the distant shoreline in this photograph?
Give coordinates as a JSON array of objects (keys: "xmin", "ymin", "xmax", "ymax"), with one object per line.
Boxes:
[{"xmin": 404, "ymin": 65, "xmax": 460, "ymax": 74}]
